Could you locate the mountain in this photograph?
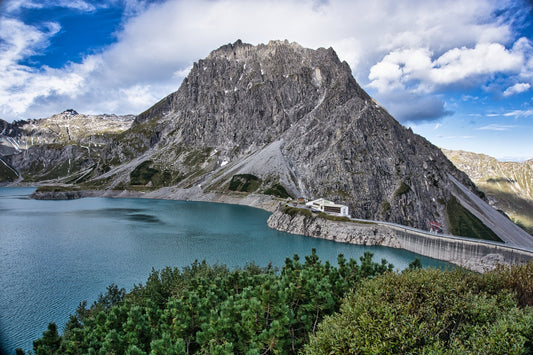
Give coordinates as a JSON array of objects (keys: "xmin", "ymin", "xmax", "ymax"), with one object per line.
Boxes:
[
  {"xmin": 443, "ymin": 149, "xmax": 533, "ymax": 235},
  {"xmin": 0, "ymin": 40, "xmax": 517, "ymax": 238},
  {"xmin": 0, "ymin": 110, "xmax": 134, "ymax": 183}
]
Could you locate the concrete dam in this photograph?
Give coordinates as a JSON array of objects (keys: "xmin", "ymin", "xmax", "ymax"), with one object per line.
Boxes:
[{"xmin": 267, "ymin": 209, "xmax": 533, "ymax": 272}]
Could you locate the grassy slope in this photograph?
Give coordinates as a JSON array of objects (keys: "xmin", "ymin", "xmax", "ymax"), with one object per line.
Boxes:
[{"xmin": 443, "ymin": 149, "xmax": 533, "ymax": 235}]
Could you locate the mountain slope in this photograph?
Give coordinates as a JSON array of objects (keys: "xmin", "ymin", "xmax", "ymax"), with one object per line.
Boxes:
[
  {"xmin": 93, "ymin": 40, "xmax": 480, "ymax": 232},
  {"xmin": 0, "ymin": 110, "xmax": 134, "ymax": 183},
  {"xmin": 2, "ymin": 40, "xmax": 524, "ymax": 242},
  {"xmin": 443, "ymin": 149, "xmax": 533, "ymax": 235}
]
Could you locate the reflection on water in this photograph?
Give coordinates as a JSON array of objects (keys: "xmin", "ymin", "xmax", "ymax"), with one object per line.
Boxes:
[{"xmin": 0, "ymin": 187, "xmax": 451, "ymax": 354}]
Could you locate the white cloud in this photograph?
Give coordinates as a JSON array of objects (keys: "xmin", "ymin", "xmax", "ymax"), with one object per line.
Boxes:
[
  {"xmin": 478, "ymin": 124, "xmax": 517, "ymax": 131},
  {"xmin": 369, "ymin": 42, "xmax": 525, "ymax": 93},
  {"xmin": 502, "ymin": 109, "xmax": 533, "ymax": 118},
  {"xmin": 503, "ymin": 82, "xmax": 531, "ymax": 96},
  {"xmin": 3, "ymin": 0, "xmax": 97, "ymax": 13},
  {"xmin": 0, "ymin": 0, "xmax": 531, "ymax": 121}
]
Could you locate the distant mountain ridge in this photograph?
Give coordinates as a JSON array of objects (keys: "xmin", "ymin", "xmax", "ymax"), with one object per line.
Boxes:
[
  {"xmin": 443, "ymin": 149, "xmax": 533, "ymax": 234},
  {"xmin": 1, "ymin": 40, "xmax": 529, "ymax": 243},
  {"xmin": 0, "ymin": 111, "xmax": 134, "ymax": 183}
]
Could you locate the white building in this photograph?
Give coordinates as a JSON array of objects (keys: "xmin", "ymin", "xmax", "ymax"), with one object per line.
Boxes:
[{"xmin": 305, "ymin": 198, "xmax": 349, "ymax": 217}]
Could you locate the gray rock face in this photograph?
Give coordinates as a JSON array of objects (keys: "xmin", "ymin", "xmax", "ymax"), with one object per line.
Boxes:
[
  {"xmin": 267, "ymin": 208, "xmax": 402, "ymax": 248},
  {"xmin": 0, "ymin": 112, "xmax": 134, "ymax": 182},
  {"xmin": 2, "ymin": 40, "xmax": 481, "ymax": 233},
  {"xmin": 131, "ymin": 40, "xmax": 478, "ymax": 231}
]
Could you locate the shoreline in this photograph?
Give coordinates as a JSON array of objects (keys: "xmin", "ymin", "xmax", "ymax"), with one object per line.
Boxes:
[
  {"xmin": 29, "ymin": 185, "xmax": 282, "ymax": 212},
  {"xmin": 18, "ymin": 185, "xmax": 533, "ymax": 272}
]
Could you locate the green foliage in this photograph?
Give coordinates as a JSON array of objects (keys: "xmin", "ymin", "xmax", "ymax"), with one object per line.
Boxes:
[
  {"xmin": 488, "ymin": 261, "xmax": 533, "ymax": 307},
  {"xmin": 129, "ymin": 160, "xmax": 174, "ymax": 187},
  {"xmin": 394, "ymin": 181, "xmax": 411, "ymax": 197},
  {"xmin": 381, "ymin": 200, "xmax": 391, "ymax": 214},
  {"xmin": 408, "ymin": 257, "xmax": 422, "ymax": 270},
  {"xmin": 306, "ymin": 267, "xmax": 533, "ymax": 354},
  {"xmin": 33, "ymin": 251, "xmax": 392, "ymax": 354},
  {"xmin": 183, "ymin": 148, "xmax": 212, "ymax": 167},
  {"xmin": 446, "ymin": 195, "xmax": 503, "ymax": 242},
  {"xmin": 282, "ymin": 205, "xmax": 313, "ymax": 217},
  {"xmin": 264, "ymin": 183, "xmax": 292, "ymax": 198},
  {"xmin": 130, "ymin": 160, "xmax": 158, "ymax": 185},
  {"xmin": 228, "ymin": 174, "xmax": 262, "ymax": 193},
  {"xmin": 317, "ymin": 212, "xmax": 351, "ymax": 222},
  {"xmin": 0, "ymin": 161, "xmax": 18, "ymax": 182},
  {"xmin": 35, "ymin": 185, "xmax": 80, "ymax": 193},
  {"xmin": 33, "ymin": 322, "xmax": 61, "ymax": 355}
]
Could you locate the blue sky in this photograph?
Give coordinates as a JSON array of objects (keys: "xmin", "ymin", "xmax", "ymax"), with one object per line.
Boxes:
[{"xmin": 0, "ymin": 0, "xmax": 532, "ymax": 160}]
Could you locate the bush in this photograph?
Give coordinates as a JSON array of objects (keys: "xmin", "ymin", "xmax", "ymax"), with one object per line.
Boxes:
[
  {"xmin": 228, "ymin": 174, "xmax": 261, "ymax": 192},
  {"xmin": 306, "ymin": 268, "xmax": 533, "ymax": 354},
  {"xmin": 264, "ymin": 183, "xmax": 292, "ymax": 198},
  {"xmin": 31, "ymin": 251, "xmax": 392, "ymax": 354}
]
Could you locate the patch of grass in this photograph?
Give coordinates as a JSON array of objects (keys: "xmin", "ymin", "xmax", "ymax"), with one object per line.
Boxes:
[
  {"xmin": 130, "ymin": 160, "xmax": 177, "ymax": 188},
  {"xmin": 228, "ymin": 174, "xmax": 262, "ymax": 193},
  {"xmin": 183, "ymin": 148, "xmax": 212, "ymax": 167},
  {"xmin": 381, "ymin": 200, "xmax": 391, "ymax": 214},
  {"xmin": 318, "ymin": 212, "xmax": 352, "ymax": 222},
  {"xmin": 264, "ymin": 183, "xmax": 292, "ymax": 198},
  {"xmin": 446, "ymin": 195, "xmax": 503, "ymax": 242},
  {"xmin": 0, "ymin": 162, "xmax": 18, "ymax": 182},
  {"xmin": 130, "ymin": 160, "xmax": 158, "ymax": 186},
  {"xmin": 35, "ymin": 185, "xmax": 80, "ymax": 193},
  {"xmin": 394, "ymin": 181, "xmax": 411, "ymax": 198},
  {"xmin": 282, "ymin": 205, "xmax": 313, "ymax": 217},
  {"xmin": 39, "ymin": 160, "xmax": 73, "ymax": 180}
]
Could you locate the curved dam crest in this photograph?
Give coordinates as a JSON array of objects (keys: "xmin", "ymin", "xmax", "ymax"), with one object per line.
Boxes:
[{"xmin": 267, "ymin": 207, "xmax": 533, "ymax": 272}]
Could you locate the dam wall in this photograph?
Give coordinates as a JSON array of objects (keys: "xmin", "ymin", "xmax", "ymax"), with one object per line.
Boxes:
[
  {"xmin": 387, "ymin": 224, "xmax": 533, "ymax": 271},
  {"xmin": 267, "ymin": 209, "xmax": 533, "ymax": 272}
]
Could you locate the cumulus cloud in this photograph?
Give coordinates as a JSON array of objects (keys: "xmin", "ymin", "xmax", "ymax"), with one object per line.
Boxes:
[
  {"xmin": 369, "ymin": 43, "xmax": 525, "ymax": 92},
  {"xmin": 0, "ymin": 0, "xmax": 532, "ymax": 121},
  {"xmin": 503, "ymin": 82, "xmax": 531, "ymax": 96}
]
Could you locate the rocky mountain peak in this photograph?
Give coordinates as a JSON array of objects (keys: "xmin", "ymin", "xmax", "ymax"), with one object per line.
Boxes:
[
  {"xmin": 4, "ymin": 40, "xmax": 510, "ymax": 239},
  {"xmin": 122, "ymin": 41, "xmax": 483, "ymax": 232},
  {"xmin": 61, "ymin": 109, "xmax": 79, "ymax": 116}
]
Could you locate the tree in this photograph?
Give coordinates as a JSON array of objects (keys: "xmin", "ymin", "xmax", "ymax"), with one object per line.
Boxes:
[
  {"xmin": 306, "ymin": 268, "xmax": 533, "ymax": 354},
  {"xmin": 33, "ymin": 322, "xmax": 61, "ymax": 355}
]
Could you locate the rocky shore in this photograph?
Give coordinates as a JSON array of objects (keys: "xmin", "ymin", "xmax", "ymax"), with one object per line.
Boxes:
[
  {"xmin": 267, "ymin": 206, "xmax": 533, "ymax": 272},
  {"xmin": 30, "ymin": 186, "xmax": 281, "ymax": 212}
]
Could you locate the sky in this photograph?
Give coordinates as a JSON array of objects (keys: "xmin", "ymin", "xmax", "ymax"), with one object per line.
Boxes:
[{"xmin": 0, "ymin": 0, "xmax": 532, "ymax": 161}]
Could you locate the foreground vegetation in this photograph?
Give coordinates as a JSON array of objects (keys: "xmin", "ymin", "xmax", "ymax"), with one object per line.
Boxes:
[{"xmin": 27, "ymin": 253, "xmax": 533, "ymax": 354}]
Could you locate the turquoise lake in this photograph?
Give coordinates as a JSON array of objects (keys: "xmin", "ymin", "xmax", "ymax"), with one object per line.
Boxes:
[{"xmin": 0, "ymin": 187, "xmax": 450, "ymax": 354}]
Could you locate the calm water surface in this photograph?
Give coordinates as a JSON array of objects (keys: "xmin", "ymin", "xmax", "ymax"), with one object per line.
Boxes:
[{"xmin": 0, "ymin": 187, "xmax": 450, "ymax": 354}]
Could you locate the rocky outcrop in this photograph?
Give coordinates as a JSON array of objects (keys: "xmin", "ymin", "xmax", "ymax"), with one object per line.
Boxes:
[
  {"xmin": 0, "ymin": 112, "xmax": 134, "ymax": 182},
  {"xmin": 267, "ymin": 207, "xmax": 402, "ymax": 247}
]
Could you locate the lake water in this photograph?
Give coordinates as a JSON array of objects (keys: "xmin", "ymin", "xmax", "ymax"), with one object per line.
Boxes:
[{"xmin": 0, "ymin": 187, "xmax": 450, "ymax": 354}]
